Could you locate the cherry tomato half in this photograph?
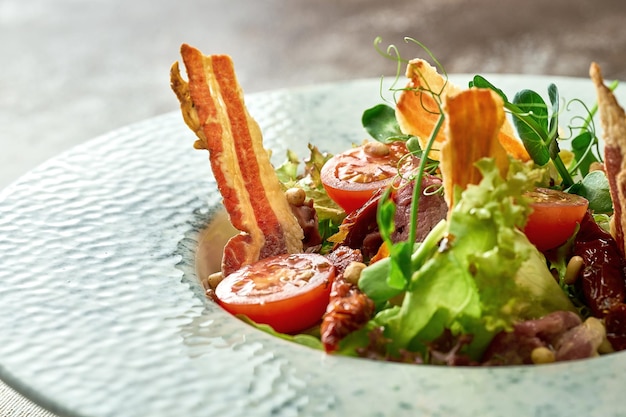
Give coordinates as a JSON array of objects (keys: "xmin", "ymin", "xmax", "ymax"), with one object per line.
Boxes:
[
  {"xmin": 214, "ymin": 253, "xmax": 336, "ymax": 334},
  {"xmin": 523, "ymin": 187, "xmax": 589, "ymax": 252},
  {"xmin": 320, "ymin": 141, "xmax": 416, "ymax": 213}
]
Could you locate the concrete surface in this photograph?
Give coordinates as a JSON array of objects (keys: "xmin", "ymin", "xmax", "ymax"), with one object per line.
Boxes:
[{"xmin": 0, "ymin": 0, "xmax": 625, "ymax": 415}]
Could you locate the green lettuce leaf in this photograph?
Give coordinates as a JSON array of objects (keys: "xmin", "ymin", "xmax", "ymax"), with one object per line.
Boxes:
[
  {"xmin": 239, "ymin": 316, "xmax": 324, "ymax": 350},
  {"xmin": 275, "ymin": 144, "xmax": 345, "ymax": 225},
  {"xmin": 360, "ymin": 158, "xmax": 577, "ymax": 360}
]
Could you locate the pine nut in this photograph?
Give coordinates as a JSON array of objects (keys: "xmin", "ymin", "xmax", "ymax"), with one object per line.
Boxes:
[
  {"xmin": 343, "ymin": 261, "xmax": 367, "ymax": 285},
  {"xmin": 285, "ymin": 187, "xmax": 306, "ymax": 206},
  {"xmin": 563, "ymin": 255, "xmax": 584, "ymax": 285},
  {"xmin": 364, "ymin": 141, "xmax": 390, "ymax": 157},
  {"xmin": 531, "ymin": 346, "xmax": 555, "ymax": 364}
]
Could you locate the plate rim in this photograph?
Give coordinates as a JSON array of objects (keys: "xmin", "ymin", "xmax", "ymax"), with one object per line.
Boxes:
[{"xmin": 0, "ymin": 73, "xmax": 624, "ymax": 417}]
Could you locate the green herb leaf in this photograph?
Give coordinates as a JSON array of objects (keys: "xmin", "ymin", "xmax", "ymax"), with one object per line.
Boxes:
[
  {"xmin": 362, "ymin": 104, "xmax": 406, "ymax": 142},
  {"xmin": 547, "ymin": 84, "xmax": 559, "ymax": 138},
  {"xmin": 473, "ymin": 76, "xmax": 576, "ymax": 186},
  {"xmin": 358, "ymin": 257, "xmax": 403, "ymax": 303},
  {"xmin": 570, "ymin": 131, "xmax": 599, "ymax": 177},
  {"xmin": 370, "ymin": 159, "xmax": 576, "ymax": 359},
  {"xmin": 386, "ymin": 241, "xmax": 414, "ymax": 290},
  {"xmin": 511, "ymin": 89, "xmax": 551, "ymax": 165},
  {"xmin": 238, "ymin": 316, "xmax": 324, "ymax": 350},
  {"xmin": 568, "ymin": 170, "xmax": 613, "ymax": 214},
  {"xmin": 469, "ymin": 75, "xmax": 509, "ymax": 102},
  {"xmin": 376, "ymin": 189, "xmax": 396, "ymax": 243},
  {"xmin": 376, "ymin": 192, "xmax": 412, "ymax": 290},
  {"xmin": 513, "ymin": 89, "xmax": 550, "ymax": 131}
]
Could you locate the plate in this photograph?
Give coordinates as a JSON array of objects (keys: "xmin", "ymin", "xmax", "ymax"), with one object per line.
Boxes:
[{"xmin": 0, "ymin": 75, "xmax": 624, "ymax": 417}]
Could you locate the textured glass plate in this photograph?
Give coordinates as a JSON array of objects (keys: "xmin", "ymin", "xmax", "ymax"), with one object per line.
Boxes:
[{"xmin": 0, "ymin": 75, "xmax": 624, "ymax": 417}]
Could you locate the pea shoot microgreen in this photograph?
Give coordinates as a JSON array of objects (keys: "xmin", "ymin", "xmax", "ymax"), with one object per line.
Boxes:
[
  {"xmin": 360, "ymin": 37, "xmax": 618, "ymax": 294},
  {"xmin": 469, "ymin": 75, "xmax": 574, "ymax": 186},
  {"xmin": 361, "ymin": 37, "xmax": 448, "ymax": 291},
  {"xmin": 471, "ymin": 74, "xmax": 617, "ymax": 213}
]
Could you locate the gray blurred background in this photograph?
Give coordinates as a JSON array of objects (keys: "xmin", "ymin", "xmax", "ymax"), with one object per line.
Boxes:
[
  {"xmin": 0, "ymin": 0, "xmax": 626, "ymax": 414},
  {"xmin": 1, "ymin": 0, "xmax": 626, "ymax": 191}
]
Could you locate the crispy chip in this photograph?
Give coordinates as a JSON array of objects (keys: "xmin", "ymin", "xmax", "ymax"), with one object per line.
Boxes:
[
  {"xmin": 439, "ymin": 88, "xmax": 510, "ymax": 208},
  {"xmin": 395, "ymin": 59, "xmax": 529, "ymax": 162}
]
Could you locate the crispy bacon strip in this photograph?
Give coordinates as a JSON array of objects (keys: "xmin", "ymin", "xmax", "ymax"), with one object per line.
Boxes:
[
  {"xmin": 440, "ymin": 88, "xmax": 510, "ymax": 208},
  {"xmin": 590, "ymin": 62, "xmax": 626, "ymax": 257},
  {"xmin": 395, "ymin": 59, "xmax": 530, "ymax": 162},
  {"xmin": 170, "ymin": 44, "xmax": 303, "ymax": 275}
]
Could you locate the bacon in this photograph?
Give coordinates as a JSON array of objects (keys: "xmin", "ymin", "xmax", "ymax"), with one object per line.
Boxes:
[
  {"xmin": 170, "ymin": 44, "xmax": 303, "ymax": 275},
  {"xmin": 590, "ymin": 62, "xmax": 626, "ymax": 257}
]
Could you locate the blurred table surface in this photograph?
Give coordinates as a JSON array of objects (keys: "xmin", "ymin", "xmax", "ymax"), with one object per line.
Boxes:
[{"xmin": 1, "ymin": 0, "xmax": 626, "ymax": 415}]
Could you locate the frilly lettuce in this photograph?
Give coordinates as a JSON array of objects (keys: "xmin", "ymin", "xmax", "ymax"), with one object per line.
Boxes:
[
  {"xmin": 355, "ymin": 158, "xmax": 577, "ymax": 360},
  {"xmin": 275, "ymin": 145, "xmax": 345, "ymax": 224},
  {"xmin": 275, "ymin": 145, "xmax": 345, "ymax": 251}
]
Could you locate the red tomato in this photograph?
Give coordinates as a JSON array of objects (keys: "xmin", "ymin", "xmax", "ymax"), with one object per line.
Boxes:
[
  {"xmin": 523, "ymin": 187, "xmax": 589, "ymax": 252},
  {"xmin": 320, "ymin": 141, "xmax": 416, "ymax": 213},
  {"xmin": 214, "ymin": 253, "xmax": 335, "ymax": 333}
]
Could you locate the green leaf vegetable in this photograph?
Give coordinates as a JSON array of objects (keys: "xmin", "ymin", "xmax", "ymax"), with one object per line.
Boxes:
[
  {"xmin": 275, "ymin": 144, "xmax": 345, "ymax": 251},
  {"xmin": 239, "ymin": 316, "xmax": 324, "ymax": 350},
  {"xmin": 267, "ymin": 38, "xmax": 618, "ymax": 363},
  {"xmin": 470, "ymin": 74, "xmax": 617, "ymax": 214},
  {"xmin": 349, "ymin": 43, "xmax": 586, "ymax": 361},
  {"xmin": 356, "ymin": 159, "xmax": 576, "ymax": 360},
  {"xmin": 568, "ymin": 170, "xmax": 613, "ymax": 214},
  {"xmin": 361, "ymin": 104, "xmax": 410, "ymax": 143},
  {"xmin": 470, "ymin": 76, "xmax": 575, "ymax": 186}
]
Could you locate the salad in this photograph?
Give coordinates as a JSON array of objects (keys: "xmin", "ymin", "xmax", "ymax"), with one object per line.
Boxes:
[{"xmin": 170, "ymin": 40, "xmax": 626, "ymax": 366}]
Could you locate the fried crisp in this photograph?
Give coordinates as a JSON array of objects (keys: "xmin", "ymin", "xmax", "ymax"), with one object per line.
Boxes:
[
  {"xmin": 395, "ymin": 59, "xmax": 529, "ymax": 162},
  {"xmin": 440, "ymin": 88, "xmax": 510, "ymax": 208},
  {"xmin": 590, "ymin": 62, "xmax": 626, "ymax": 256},
  {"xmin": 171, "ymin": 44, "xmax": 303, "ymax": 275}
]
